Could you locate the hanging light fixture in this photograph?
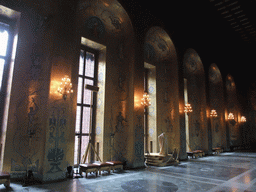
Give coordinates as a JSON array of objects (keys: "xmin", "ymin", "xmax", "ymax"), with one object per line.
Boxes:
[
  {"xmin": 241, "ymin": 116, "xmax": 246, "ymax": 123},
  {"xmin": 57, "ymin": 75, "xmax": 73, "ymax": 100},
  {"xmin": 210, "ymin": 109, "xmax": 218, "ymax": 118},
  {"xmin": 227, "ymin": 112, "xmax": 235, "ymax": 120},
  {"xmin": 141, "ymin": 92, "xmax": 151, "ymax": 107},
  {"xmin": 184, "ymin": 103, "xmax": 193, "ymax": 113}
]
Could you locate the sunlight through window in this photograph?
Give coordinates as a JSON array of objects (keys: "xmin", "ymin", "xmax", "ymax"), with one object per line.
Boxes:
[
  {"xmin": 0, "ymin": 27, "xmax": 9, "ymax": 90},
  {"xmin": 0, "ymin": 30, "xmax": 9, "ymax": 56}
]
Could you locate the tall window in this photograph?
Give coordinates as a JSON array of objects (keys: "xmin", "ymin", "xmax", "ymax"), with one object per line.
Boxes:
[
  {"xmin": 74, "ymin": 46, "xmax": 98, "ymax": 165},
  {"xmin": 0, "ymin": 23, "xmax": 9, "ymax": 91},
  {"xmin": 144, "ymin": 62, "xmax": 156, "ymax": 154},
  {"xmin": 184, "ymin": 78, "xmax": 190, "ymax": 152},
  {"xmin": 0, "ymin": 20, "xmax": 14, "ymax": 131}
]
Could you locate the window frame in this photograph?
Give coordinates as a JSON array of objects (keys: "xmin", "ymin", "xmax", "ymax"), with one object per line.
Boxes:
[
  {"xmin": 75, "ymin": 45, "xmax": 99, "ymax": 164},
  {"xmin": 0, "ymin": 16, "xmax": 15, "ymax": 132}
]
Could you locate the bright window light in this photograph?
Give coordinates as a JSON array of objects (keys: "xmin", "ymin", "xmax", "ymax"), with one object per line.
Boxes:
[
  {"xmin": 0, "ymin": 29, "xmax": 9, "ymax": 56},
  {"xmin": 0, "ymin": 28, "xmax": 9, "ymax": 91},
  {"xmin": 0, "ymin": 59, "xmax": 5, "ymax": 89}
]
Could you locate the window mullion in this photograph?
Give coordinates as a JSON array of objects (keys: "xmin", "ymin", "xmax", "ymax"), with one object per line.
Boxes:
[
  {"xmin": 78, "ymin": 50, "xmax": 87, "ymax": 164},
  {"xmin": 75, "ymin": 47, "xmax": 98, "ymax": 164}
]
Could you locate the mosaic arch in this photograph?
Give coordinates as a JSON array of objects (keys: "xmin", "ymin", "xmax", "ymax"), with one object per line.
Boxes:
[
  {"xmin": 209, "ymin": 63, "xmax": 222, "ymax": 84},
  {"xmin": 77, "ymin": 0, "xmax": 134, "ymax": 40},
  {"xmin": 144, "ymin": 26, "xmax": 180, "ymax": 154},
  {"xmin": 183, "ymin": 48, "xmax": 208, "ymax": 152},
  {"xmin": 225, "ymin": 74, "xmax": 240, "ymax": 147},
  {"xmin": 226, "ymin": 74, "xmax": 236, "ymax": 92},
  {"xmin": 208, "ymin": 63, "xmax": 227, "ymax": 150},
  {"xmin": 75, "ymin": 0, "xmax": 137, "ymax": 164},
  {"xmin": 183, "ymin": 49, "xmax": 204, "ymax": 76}
]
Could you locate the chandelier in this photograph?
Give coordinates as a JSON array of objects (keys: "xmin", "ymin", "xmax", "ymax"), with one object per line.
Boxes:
[
  {"xmin": 227, "ymin": 112, "xmax": 234, "ymax": 120},
  {"xmin": 57, "ymin": 76, "xmax": 73, "ymax": 100},
  {"xmin": 210, "ymin": 109, "xmax": 217, "ymax": 118},
  {"xmin": 141, "ymin": 92, "xmax": 151, "ymax": 107},
  {"xmin": 184, "ymin": 103, "xmax": 193, "ymax": 113},
  {"xmin": 241, "ymin": 116, "xmax": 246, "ymax": 123}
]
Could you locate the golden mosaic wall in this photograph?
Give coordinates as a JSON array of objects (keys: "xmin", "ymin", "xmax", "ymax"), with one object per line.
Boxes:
[
  {"xmin": 0, "ymin": 0, "xmax": 246, "ymax": 183},
  {"xmin": 208, "ymin": 64, "xmax": 227, "ymax": 150},
  {"xmin": 226, "ymin": 75, "xmax": 241, "ymax": 147},
  {"xmin": 183, "ymin": 49, "xmax": 208, "ymax": 152},
  {"xmin": 144, "ymin": 27, "xmax": 180, "ymax": 155}
]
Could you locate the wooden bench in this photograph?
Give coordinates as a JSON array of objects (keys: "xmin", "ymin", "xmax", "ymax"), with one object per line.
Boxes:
[
  {"xmin": 79, "ymin": 161, "xmax": 123, "ymax": 178},
  {"xmin": 187, "ymin": 151, "xmax": 199, "ymax": 159},
  {"xmin": 194, "ymin": 150, "xmax": 205, "ymax": 157},
  {"xmin": 79, "ymin": 163, "xmax": 100, "ymax": 178},
  {"xmin": 106, "ymin": 161, "xmax": 124, "ymax": 172},
  {"xmin": 92, "ymin": 162, "xmax": 111, "ymax": 175},
  {"xmin": 0, "ymin": 172, "xmax": 10, "ymax": 188},
  {"xmin": 212, "ymin": 147, "xmax": 223, "ymax": 155},
  {"xmin": 187, "ymin": 150, "xmax": 205, "ymax": 159}
]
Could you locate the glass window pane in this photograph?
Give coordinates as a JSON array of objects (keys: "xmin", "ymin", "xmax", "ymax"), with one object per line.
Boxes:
[
  {"xmin": 79, "ymin": 50, "xmax": 84, "ymax": 75},
  {"xmin": 74, "ymin": 136, "xmax": 80, "ymax": 165},
  {"xmin": 81, "ymin": 136, "xmax": 89, "ymax": 163},
  {"xmin": 0, "ymin": 59, "xmax": 4, "ymax": 91},
  {"xmin": 75, "ymin": 106, "xmax": 81, "ymax": 133},
  {"xmin": 85, "ymin": 52, "xmax": 95, "ymax": 78},
  {"xmin": 77, "ymin": 77, "xmax": 83, "ymax": 104},
  {"xmin": 83, "ymin": 79, "xmax": 94, "ymax": 105},
  {"xmin": 0, "ymin": 29, "xmax": 9, "ymax": 57},
  {"xmin": 82, "ymin": 106, "xmax": 91, "ymax": 133}
]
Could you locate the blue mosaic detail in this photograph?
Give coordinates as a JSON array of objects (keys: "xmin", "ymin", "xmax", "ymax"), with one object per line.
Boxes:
[
  {"xmin": 98, "ymin": 72, "xmax": 103, "ymax": 81},
  {"xmin": 85, "ymin": 16, "xmax": 105, "ymax": 39},
  {"xmin": 47, "ymin": 108, "xmax": 66, "ymax": 173},
  {"xmin": 96, "ymin": 126, "xmax": 101, "ymax": 135},
  {"xmin": 149, "ymin": 128, "xmax": 154, "ymax": 137},
  {"xmin": 148, "ymin": 86, "xmax": 154, "ymax": 94},
  {"xmin": 144, "ymin": 43, "xmax": 155, "ymax": 61},
  {"xmin": 149, "ymin": 106, "xmax": 155, "ymax": 116},
  {"xmin": 97, "ymin": 98, "xmax": 102, "ymax": 108}
]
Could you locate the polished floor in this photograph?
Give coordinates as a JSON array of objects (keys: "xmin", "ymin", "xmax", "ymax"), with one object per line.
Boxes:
[{"xmin": 1, "ymin": 152, "xmax": 256, "ymax": 191}]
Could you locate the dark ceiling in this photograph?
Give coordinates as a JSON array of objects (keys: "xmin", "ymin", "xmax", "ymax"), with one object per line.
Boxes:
[{"xmin": 120, "ymin": 0, "xmax": 256, "ymax": 99}]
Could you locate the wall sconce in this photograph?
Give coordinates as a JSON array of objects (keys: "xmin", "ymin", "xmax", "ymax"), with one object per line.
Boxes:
[
  {"xmin": 210, "ymin": 109, "xmax": 218, "ymax": 118},
  {"xmin": 241, "ymin": 116, "xmax": 246, "ymax": 123},
  {"xmin": 57, "ymin": 75, "xmax": 73, "ymax": 100},
  {"xmin": 141, "ymin": 92, "xmax": 151, "ymax": 107},
  {"xmin": 228, "ymin": 112, "xmax": 236, "ymax": 126},
  {"xmin": 184, "ymin": 103, "xmax": 193, "ymax": 114},
  {"xmin": 227, "ymin": 112, "xmax": 234, "ymax": 120}
]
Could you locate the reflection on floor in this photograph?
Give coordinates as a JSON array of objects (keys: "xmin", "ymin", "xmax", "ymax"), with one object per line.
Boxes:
[{"xmin": 2, "ymin": 152, "xmax": 256, "ymax": 191}]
